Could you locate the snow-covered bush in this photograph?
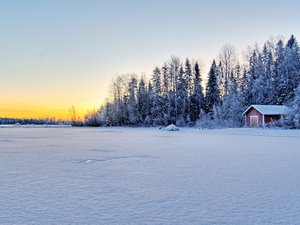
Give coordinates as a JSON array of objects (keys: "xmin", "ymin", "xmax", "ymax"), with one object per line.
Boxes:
[
  {"xmin": 164, "ymin": 124, "xmax": 179, "ymax": 131},
  {"xmin": 196, "ymin": 114, "xmax": 221, "ymax": 129},
  {"xmin": 266, "ymin": 119, "xmax": 285, "ymax": 128}
]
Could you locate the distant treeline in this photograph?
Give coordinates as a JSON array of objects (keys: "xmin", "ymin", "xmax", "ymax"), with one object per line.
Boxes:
[
  {"xmin": 0, "ymin": 118, "xmax": 68, "ymax": 125},
  {"xmin": 84, "ymin": 35, "xmax": 300, "ymax": 128}
]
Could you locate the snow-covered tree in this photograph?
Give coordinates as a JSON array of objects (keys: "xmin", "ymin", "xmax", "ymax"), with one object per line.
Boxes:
[
  {"xmin": 151, "ymin": 67, "xmax": 163, "ymax": 125},
  {"xmin": 145, "ymin": 81, "xmax": 154, "ymax": 125},
  {"xmin": 262, "ymin": 43, "xmax": 274, "ymax": 104},
  {"xmin": 176, "ymin": 66, "xmax": 187, "ymax": 126},
  {"xmin": 287, "ymin": 84, "xmax": 300, "ymax": 128},
  {"xmin": 137, "ymin": 76, "xmax": 148, "ymax": 124},
  {"xmin": 216, "ymin": 72, "xmax": 244, "ymax": 127},
  {"xmin": 190, "ymin": 61, "xmax": 204, "ymax": 122},
  {"xmin": 273, "ymin": 40, "xmax": 287, "ymax": 105},
  {"xmin": 251, "ymin": 52, "xmax": 269, "ymax": 104},
  {"xmin": 184, "ymin": 58, "xmax": 193, "ymax": 123},
  {"xmin": 127, "ymin": 75, "xmax": 139, "ymax": 125},
  {"xmin": 168, "ymin": 57, "xmax": 181, "ymax": 124},
  {"xmin": 205, "ymin": 60, "xmax": 221, "ymax": 117},
  {"xmin": 161, "ymin": 63, "xmax": 170, "ymax": 125},
  {"xmin": 218, "ymin": 44, "xmax": 237, "ymax": 96},
  {"xmin": 283, "ymin": 35, "xmax": 300, "ymax": 104}
]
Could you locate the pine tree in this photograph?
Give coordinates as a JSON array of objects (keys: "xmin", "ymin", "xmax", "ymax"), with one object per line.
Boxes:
[
  {"xmin": 184, "ymin": 58, "xmax": 193, "ymax": 123},
  {"xmin": 191, "ymin": 61, "xmax": 204, "ymax": 122},
  {"xmin": 205, "ymin": 60, "xmax": 220, "ymax": 117},
  {"xmin": 151, "ymin": 67, "xmax": 163, "ymax": 125},
  {"xmin": 137, "ymin": 76, "xmax": 148, "ymax": 124},
  {"xmin": 284, "ymin": 35, "xmax": 300, "ymax": 103},
  {"xmin": 161, "ymin": 63, "xmax": 170, "ymax": 125},
  {"xmin": 145, "ymin": 81, "xmax": 154, "ymax": 125},
  {"xmin": 176, "ymin": 66, "xmax": 187, "ymax": 126},
  {"xmin": 127, "ymin": 75, "xmax": 138, "ymax": 126},
  {"xmin": 274, "ymin": 39, "xmax": 286, "ymax": 104},
  {"xmin": 262, "ymin": 44, "xmax": 274, "ymax": 104},
  {"xmin": 252, "ymin": 52, "xmax": 268, "ymax": 104},
  {"xmin": 239, "ymin": 68, "xmax": 251, "ymax": 111},
  {"xmin": 168, "ymin": 57, "xmax": 181, "ymax": 124}
]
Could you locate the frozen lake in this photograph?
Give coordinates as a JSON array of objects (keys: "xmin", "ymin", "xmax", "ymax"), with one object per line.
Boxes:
[{"xmin": 1, "ymin": 127, "xmax": 300, "ymax": 224}]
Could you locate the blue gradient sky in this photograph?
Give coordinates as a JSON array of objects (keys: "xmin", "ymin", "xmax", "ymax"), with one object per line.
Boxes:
[{"xmin": 1, "ymin": 0, "xmax": 299, "ymax": 119}]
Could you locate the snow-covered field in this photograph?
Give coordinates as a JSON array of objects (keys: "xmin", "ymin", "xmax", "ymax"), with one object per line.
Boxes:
[{"xmin": 1, "ymin": 127, "xmax": 300, "ymax": 224}]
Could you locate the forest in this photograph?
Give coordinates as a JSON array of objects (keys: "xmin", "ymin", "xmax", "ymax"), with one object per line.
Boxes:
[{"xmin": 84, "ymin": 35, "xmax": 300, "ymax": 128}]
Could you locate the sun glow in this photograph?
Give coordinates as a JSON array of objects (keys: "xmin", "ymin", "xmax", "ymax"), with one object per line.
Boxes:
[
  {"xmin": 0, "ymin": 76, "xmax": 106, "ymax": 121},
  {"xmin": 0, "ymin": 98, "xmax": 103, "ymax": 121}
]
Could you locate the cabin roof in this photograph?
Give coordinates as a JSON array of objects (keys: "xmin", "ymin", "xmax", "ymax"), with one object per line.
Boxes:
[{"xmin": 242, "ymin": 105, "xmax": 288, "ymax": 115}]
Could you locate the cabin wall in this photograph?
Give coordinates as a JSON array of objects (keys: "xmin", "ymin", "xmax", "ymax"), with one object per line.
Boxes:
[{"xmin": 245, "ymin": 108, "xmax": 263, "ymax": 127}]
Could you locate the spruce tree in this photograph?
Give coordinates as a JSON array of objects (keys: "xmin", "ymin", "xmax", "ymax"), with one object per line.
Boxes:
[
  {"xmin": 137, "ymin": 76, "xmax": 148, "ymax": 124},
  {"xmin": 262, "ymin": 44, "xmax": 274, "ymax": 104},
  {"xmin": 252, "ymin": 53, "xmax": 268, "ymax": 104},
  {"xmin": 145, "ymin": 81, "xmax": 154, "ymax": 125},
  {"xmin": 205, "ymin": 60, "xmax": 220, "ymax": 117},
  {"xmin": 274, "ymin": 40, "xmax": 286, "ymax": 104},
  {"xmin": 168, "ymin": 57, "xmax": 180, "ymax": 124},
  {"xmin": 184, "ymin": 58, "xmax": 193, "ymax": 123},
  {"xmin": 151, "ymin": 67, "xmax": 163, "ymax": 125},
  {"xmin": 191, "ymin": 61, "xmax": 204, "ymax": 122},
  {"xmin": 176, "ymin": 66, "xmax": 187, "ymax": 126},
  {"xmin": 128, "ymin": 75, "xmax": 138, "ymax": 126},
  {"xmin": 284, "ymin": 35, "xmax": 300, "ymax": 103},
  {"xmin": 161, "ymin": 63, "xmax": 170, "ymax": 125}
]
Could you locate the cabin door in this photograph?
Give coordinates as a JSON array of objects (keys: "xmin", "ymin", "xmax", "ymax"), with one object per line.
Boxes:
[{"xmin": 250, "ymin": 115, "xmax": 258, "ymax": 127}]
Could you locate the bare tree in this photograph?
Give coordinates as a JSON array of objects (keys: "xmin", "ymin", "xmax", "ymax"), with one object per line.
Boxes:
[
  {"xmin": 218, "ymin": 44, "xmax": 237, "ymax": 96},
  {"xmin": 69, "ymin": 105, "xmax": 81, "ymax": 126}
]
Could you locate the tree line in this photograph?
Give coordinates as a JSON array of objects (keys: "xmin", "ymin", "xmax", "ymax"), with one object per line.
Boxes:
[
  {"xmin": 0, "ymin": 117, "xmax": 66, "ymax": 125},
  {"xmin": 84, "ymin": 35, "xmax": 300, "ymax": 128}
]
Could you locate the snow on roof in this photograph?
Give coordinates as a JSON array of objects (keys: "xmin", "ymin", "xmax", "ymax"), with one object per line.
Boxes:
[{"xmin": 242, "ymin": 105, "xmax": 289, "ymax": 115}]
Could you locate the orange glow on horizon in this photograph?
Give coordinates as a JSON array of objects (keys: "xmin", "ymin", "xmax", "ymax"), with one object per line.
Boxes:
[
  {"xmin": 0, "ymin": 107, "xmax": 82, "ymax": 120},
  {"xmin": 0, "ymin": 101, "xmax": 102, "ymax": 121},
  {"xmin": 0, "ymin": 83, "xmax": 105, "ymax": 121}
]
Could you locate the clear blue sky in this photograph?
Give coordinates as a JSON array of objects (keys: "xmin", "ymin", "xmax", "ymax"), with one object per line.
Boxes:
[{"xmin": 1, "ymin": 0, "xmax": 299, "ymax": 118}]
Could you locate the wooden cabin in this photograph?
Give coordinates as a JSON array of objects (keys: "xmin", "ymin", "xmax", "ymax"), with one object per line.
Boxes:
[{"xmin": 242, "ymin": 105, "xmax": 288, "ymax": 127}]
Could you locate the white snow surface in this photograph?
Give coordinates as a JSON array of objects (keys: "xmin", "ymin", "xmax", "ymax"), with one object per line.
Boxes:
[{"xmin": 1, "ymin": 127, "xmax": 300, "ymax": 224}]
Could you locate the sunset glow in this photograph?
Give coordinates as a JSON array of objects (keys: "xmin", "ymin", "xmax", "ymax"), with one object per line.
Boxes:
[
  {"xmin": 1, "ymin": 0, "xmax": 299, "ymax": 120},
  {"xmin": 0, "ymin": 104, "xmax": 95, "ymax": 120},
  {"xmin": 0, "ymin": 85, "xmax": 105, "ymax": 120}
]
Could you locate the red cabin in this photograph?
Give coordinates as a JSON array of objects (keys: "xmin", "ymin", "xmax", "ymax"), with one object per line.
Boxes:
[{"xmin": 242, "ymin": 105, "xmax": 288, "ymax": 127}]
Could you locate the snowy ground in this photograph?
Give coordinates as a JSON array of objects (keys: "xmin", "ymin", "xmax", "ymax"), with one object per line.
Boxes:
[{"xmin": 1, "ymin": 127, "xmax": 300, "ymax": 224}]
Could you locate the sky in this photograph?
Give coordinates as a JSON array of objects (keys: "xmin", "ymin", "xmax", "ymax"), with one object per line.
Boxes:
[{"xmin": 1, "ymin": 0, "xmax": 300, "ymax": 120}]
